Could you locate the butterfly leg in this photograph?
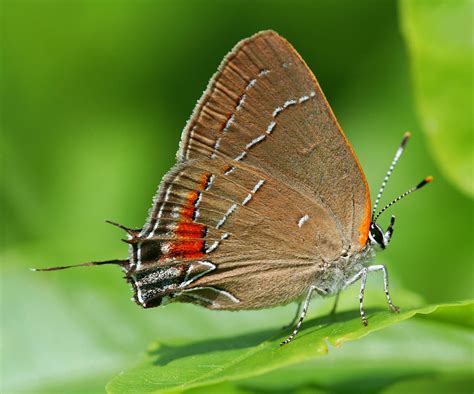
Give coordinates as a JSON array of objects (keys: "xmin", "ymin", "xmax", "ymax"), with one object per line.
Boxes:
[
  {"xmin": 282, "ymin": 301, "xmax": 303, "ymax": 330},
  {"xmin": 345, "ymin": 265, "xmax": 399, "ymax": 326},
  {"xmin": 358, "ymin": 268, "xmax": 369, "ymax": 325},
  {"xmin": 329, "ymin": 292, "xmax": 340, "ymax": 315},
  {"xmin": 280, "ymin": 285, "xmax": 323, "ymax": 346},
  {"xmin": 368, "ymin": 265, "xmax": 399, "ymax": 313},
  {"xmin": 344, "ymin": 267, "xmax": 369, "ymax": 325}
]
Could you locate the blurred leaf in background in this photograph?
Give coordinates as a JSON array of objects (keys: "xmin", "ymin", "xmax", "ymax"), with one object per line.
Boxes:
[
  {"xmin": 400, "ymin": 0, "xmax": 474, "ymax": 197},
  {"xmin": 1, "ymin": 0, "xmax": 472, "ymax": 393}
]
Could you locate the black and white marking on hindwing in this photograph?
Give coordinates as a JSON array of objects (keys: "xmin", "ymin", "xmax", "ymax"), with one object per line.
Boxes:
[{"xmin": 130, "ymin": 260, "xmax": 216, "ymax": 308}]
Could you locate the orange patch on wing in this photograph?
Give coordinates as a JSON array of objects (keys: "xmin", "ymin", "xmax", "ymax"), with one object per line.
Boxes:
[
  {"xmin": 200, "ymin": 172, "xmax": 211, "ymax": 189},
  {"xmin": 222, "ymin": 164, "xmax": 233, "ymax": 174},
  {"xmin": 161, "ymin": 172, "xmax": 211, "ymax": 261},
  {"xmin": 167, "ymin": 238, "xmax": 205, "ymax": 260},
  {"xmin": 175, "ymin": 222, "xmax": 205, "ymax": 236},
  {"xmin": 180, "ymin": 190, "xmax": 199, "ymax": 220},
  {"xmin": 358, "ymin": 196, "xmax": 372, "ymax": 246}
]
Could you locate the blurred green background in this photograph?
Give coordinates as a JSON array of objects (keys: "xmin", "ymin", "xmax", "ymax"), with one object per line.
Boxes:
[{"xmin": 1, "ymin": 0, "xmax": 472, "ymax": 393}]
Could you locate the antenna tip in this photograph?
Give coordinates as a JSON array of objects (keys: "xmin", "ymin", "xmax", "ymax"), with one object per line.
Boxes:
[
  {"xmin": 416, "ymin": 175, "xmax": 433, "ymax": 189},
  {"xmin": 30, "ymin": 268, "xmax": 38, "ymax": 272},
  {"xmin": 401, "ymin": 132, "xmax": 411, "ymax": 148}
]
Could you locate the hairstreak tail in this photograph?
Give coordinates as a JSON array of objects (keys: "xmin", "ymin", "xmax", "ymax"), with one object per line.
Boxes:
[{"xmin": 34, "ymin": 31, "xmax": 432, "ymax": 345}]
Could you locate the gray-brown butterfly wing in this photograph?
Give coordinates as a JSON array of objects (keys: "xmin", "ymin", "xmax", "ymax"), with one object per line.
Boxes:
[
  {"xmin": 132, "ymin": 158, "xmax": 339, "ymax": 309},
  {"xmin": 132, "ymin": 30, "xmax": 371, "ymax": 310}
]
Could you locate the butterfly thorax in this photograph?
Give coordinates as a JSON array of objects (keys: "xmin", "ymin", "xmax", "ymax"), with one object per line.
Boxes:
[{"xmin": 312, "ymin": 245, "xmax": 376, "ymax": 296}]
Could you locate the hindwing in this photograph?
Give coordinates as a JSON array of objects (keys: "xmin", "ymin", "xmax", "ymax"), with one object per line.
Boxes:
[{"xmin": 129, "ymin": 159, "xmax": 342, "ymax": 309}]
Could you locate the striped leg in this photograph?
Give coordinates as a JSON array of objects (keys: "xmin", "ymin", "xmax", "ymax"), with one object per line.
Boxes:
[
  {"xmin": 359, "ymin": 268, "xmax": 369, "ymax": 325},
  {"xmin": 345, "ymin": 264, "xmax": 399, "ymax": 326},
  {"xmin": 280, "ymin": 285, "xmax": 318, "ymax": 346},
  {"xmin": 282, "ymin": 301, "xmax": 303, "ymax": 329},
  {"xmin": 368, "ymin": 265, "xmax": 399, "ymax": 313},
  {"xmin": 344, "ymin": 268, "xmax": 368, "ymax": 325}
]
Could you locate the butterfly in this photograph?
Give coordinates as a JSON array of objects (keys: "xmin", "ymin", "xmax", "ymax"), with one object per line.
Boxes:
[{"xmin": 37, "ymin": 30, "xmax": 431, "ymax": 345}]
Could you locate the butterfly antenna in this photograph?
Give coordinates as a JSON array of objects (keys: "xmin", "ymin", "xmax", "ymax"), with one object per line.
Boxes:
[
  {"xmin": 105, "ymin": 220, "xmax": 139, "ymax": 235},
  {"xmin": 371, "ymin": 132, "xmax": 411, "ymax": 218},
  {"xmin": 31, "ymin": 259, "xmax": 129, "ymax": 272},
  {"xmin": 373, "ymin": 176, "xmax": 432, "ymax": 223}
]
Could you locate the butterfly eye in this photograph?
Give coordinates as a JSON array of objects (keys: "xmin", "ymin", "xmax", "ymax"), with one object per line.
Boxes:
[{"xmin": 369, "ymin": 223, "xmax": 386, "ymax": 249}]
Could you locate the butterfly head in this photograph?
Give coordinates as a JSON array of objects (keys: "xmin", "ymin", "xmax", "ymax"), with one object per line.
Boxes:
[{"xmin": 369, "ymin": 216, "xmax": 395, "ymax": 250}]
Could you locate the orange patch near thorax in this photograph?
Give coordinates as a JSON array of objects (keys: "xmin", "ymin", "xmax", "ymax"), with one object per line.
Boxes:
[
  {"xmin": 358, "ymin": 195, "xmax": 372, "ymax": 246},
  {"xmin": 161, "ymin": 172, "xmax": 211, "ymax": 261}
]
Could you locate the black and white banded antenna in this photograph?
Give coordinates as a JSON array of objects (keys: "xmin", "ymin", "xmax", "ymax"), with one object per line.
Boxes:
[
  {"xmin": 371, "ymin": 132, "xmax": 411, "ymax": 219},
  {"xmin": 373, "ymin": 176, "xmax": 432, "ymax": 223}
]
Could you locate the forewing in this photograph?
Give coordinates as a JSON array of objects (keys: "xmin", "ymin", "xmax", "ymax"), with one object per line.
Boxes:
[{"xmin": 177, "ymin": 30, "xmax": 371, "ymax": 250}]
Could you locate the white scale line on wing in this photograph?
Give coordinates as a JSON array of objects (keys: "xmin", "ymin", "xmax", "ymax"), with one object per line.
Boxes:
[
  {"xmin": 266, "ymin": 121, "xmax": 276, "ymax": 134},
  {"xmin": 205, "ymin": 179, "xmax": 265, "ymax": 254},
  {"xmin": 224, "ymin": 166, "xmax": 236, "ymax": 176},
  {"xmin": 283, "ymin": 99, "xmax": 297, "ymax": 109},
  {"xmin": 180, "ymin": 285, "xmax": 240, "ymax": 304},
  {"xmin": 298, "ymin": 214, "xmax": 310, "ymax": 228},
  {"xmin": 210, "ymin": 70, "xmax": 271, "ymax": 159},
  {"xmin": 235, "ymin": 151, "xmax": 247, "ymax": 161},
  {"xmin": 235, "ymin": 77, "xmax": 258, "ymax": 113},
  {"xmin": 182, "ymin": 261, "xmax": 216, "ymax": 287},
  {"xmin": 229, "ymin": 91, "xmax": 316, "ymax": 165},
  {"xmin": 211, "ymin": 137, "xmax": 222, "ymax": 159},
  {"xmin": 236, "ymin": 95, "xmax": 246, "ymax": 112},
  {"xmin": 272, "ymin": 106, "xmax": 283, "ymax": 117},
  {"xmin": 242, "ymin": 179, "xmax": 265, "ymax": 206},
  {"xmin": 183, "ymin": 124, "xmax": 198, "ymax": 160},
  {"xmin": 139, "ymin": 183, "xmax": 175, "ymax": 270},
  {"xmin": 147, "ymin": 182, "xmax": 176, "ymax": 239},
  {"xmin": 222, "ymin": 114, "xmax": 235, "ymax": 132},
  {"xmin": 205, "ymin": 232, "xmax": 229, "ymax": 254},
  {"xmin": 194, "ymin": 190, "xmax": 204, "ymax": 220},
  {"xmin": 136, "ymin": 243, "xmax": 143, "ymax": 270},
  {"xmin": 246, "ymin": 134, "xmax": 266, "ymax": 149},
  {"xmin": 299, "ymin": 95, "xmax": 309, "ymax": 103},
  {"xmin": 205, "ymin": 174, "xmax": 215, "ymax": 191},
  {"xmin": 145, "ymin": 170, "xmax": 213, "ymax": 267},
  {"xmin": 216, "ymin": 203, "xmax": 237, "ymax": 229}
]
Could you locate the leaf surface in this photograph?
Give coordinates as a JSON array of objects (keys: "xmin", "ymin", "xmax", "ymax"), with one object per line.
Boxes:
[
  {"xmin": 400, "ymin": 0, "xmax": 474, "ymax": 197},
  {"xmin": 106, "ymin": 301, "xmax": 473, "ymax": 393}
]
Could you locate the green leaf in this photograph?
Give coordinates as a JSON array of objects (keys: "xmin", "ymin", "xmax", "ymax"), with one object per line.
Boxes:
[
  {"xmin": 400, "ymin": 0, "xmax": 474, "ymax": 197},
  {"xmin": 186, "ymin": 314, "xmax": 474, "ymax": 394},
  {"xmin": 215, "ymin": 303, "xmax": 474, "ymax": 394},
  {"xmin": 106, "ymin": 301, "xmax": 473, "ymax": 393}
]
